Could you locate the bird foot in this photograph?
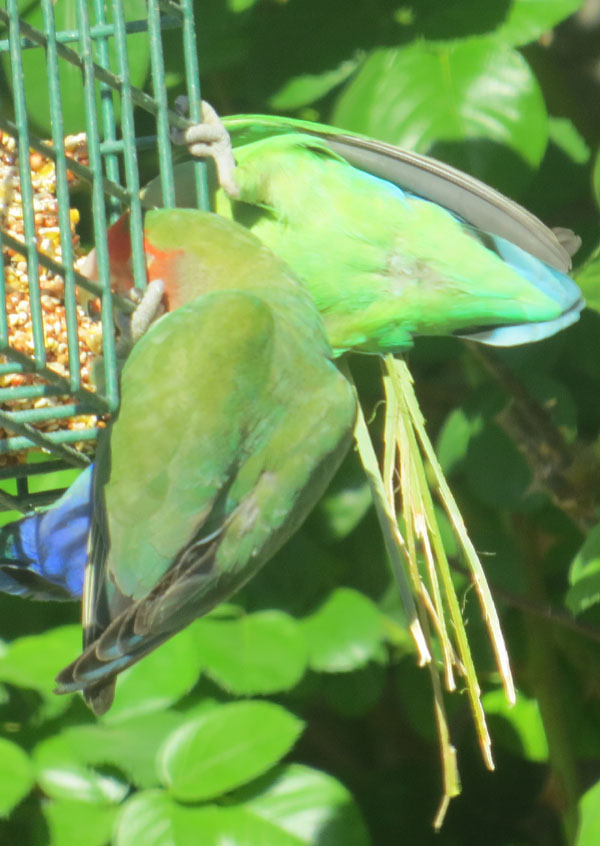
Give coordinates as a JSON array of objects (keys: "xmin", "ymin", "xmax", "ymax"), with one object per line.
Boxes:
[
  {"xmin": 171, "ymin": 97, "xmax": 240, "ymax": 198},
  {"xmin": 116, "ymin": 279, "xmax": 166, "ymax": 357}
]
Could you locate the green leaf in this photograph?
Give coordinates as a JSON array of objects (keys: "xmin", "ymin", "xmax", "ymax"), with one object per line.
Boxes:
[
  {"xmin": 117, "ymin": 783, "xmax": 361, "ymax": 846},
  {"xmin": 159, "ymin": 701, "xmax": 304, "ymax": 801},
  {"xmin": 187, "ymin": 805, "xmax": 303, "ymax": 846},
  {"xmin": 126, "ymin": 765, "xmax": 371, "ymax": 846},
  {"xmin": 593, "ymin": 147, "xmax": 600, "ymax": 210},
  {"xmin": 191, "ymin": 611, "xmax": 307, "ymax": 695},
  {"xmin": 44, "ymin": 799, "xmax": 117, "ymax": 846},
  {"xmin": 313, "ymin": 455, "xmax": 373, "ymax": 541},
  {"xmin": 302, "ymin": 587, "xmax": 383, "ymax": 673},
  {"xmin": 101, "ymin": 625, "xmax": 201, "ymax": 724},
  {"xmin": 436, "ymin": 407, "xmax": 482, "ymax": 475},
  {"xmin": 117, "ymin": 793, "xmax": 310, "ymax": 846},
  {"xmin": 495, "ymin": 0, "xmax": 582, "ymax": 46},
  {"xmin": 575, "ymin": 248, "xmax": 600, "ymax": 315},
  {"xmin": 332, "ymin": 39, "xmax": 548, "ymax": 195},
  {"xmin": 566, "ymin": 522, "xmax": 600, "ymax": 615},
  {"xmin": 34, "ymin": 733, "xmax": 129, "ymax": 804},
  {"xmin": 228, "ymin": 0, "xmax": 260, "ymax": 11},
  {"xmin": 36, "ymin": 711, "xmax": 184, "ymax": 791},
  {"xmin": 269, "ymin": 58, "xmax": 360, "ymax": 111},
  {"xmin": 0, "ymin": 625, "xmax": 80, "ymax": 699},
  {"xmin": 404, "ymin": 0, "xmax": 580, "ymax": 46},
  {"xmin": 482, "ymin": 688, "xmax": 548, "ymax": 761},
  {"xmin": 114, "ymin": 790, "xmax": 180, "ymax": 846},
  {"xmin": 578, "ymin": 779, "xmax": 600, "ymax": 846},
  {"xmin": 232, "ymin": 763, "xmax": 371, "ymax": 846},
  {"xmin": 548, "ymin": 117, "xmax": 591, "ymax": 166},
  {"xmin": 0, "ymin": 736, "xmax": 34, "ymax": 817},
  {"xmin": 0, "ymin": 1, "xmax": 150, "ymax": 136}
]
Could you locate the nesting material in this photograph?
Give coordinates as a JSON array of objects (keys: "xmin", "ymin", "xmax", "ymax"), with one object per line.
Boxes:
[{"xmin": 0, "ymin": 131, "xmax": 105, "ymax": 464}]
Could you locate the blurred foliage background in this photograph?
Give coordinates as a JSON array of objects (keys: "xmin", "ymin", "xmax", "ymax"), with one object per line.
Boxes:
[{"xmin": 2, "ymin": 0, "xmax": 600, "ymax": 844}]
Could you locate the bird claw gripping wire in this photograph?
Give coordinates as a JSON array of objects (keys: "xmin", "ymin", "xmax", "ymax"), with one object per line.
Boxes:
[
  {"xmin": 171, "ymin": 97, "xmax": 240, "ymax": 198},
  {"xmin": 115, "ymin": 278, "xmax": 166, "ymax": 358}
]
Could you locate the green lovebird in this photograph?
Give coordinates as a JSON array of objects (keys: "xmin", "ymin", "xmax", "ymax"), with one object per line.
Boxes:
[
  {"xmin": 148, "ymin": 103, "xmax": 583, "ymax": 355},
  {"xmin": 55, "ymin": 208, "xmax": 356, "ymax": 714}
]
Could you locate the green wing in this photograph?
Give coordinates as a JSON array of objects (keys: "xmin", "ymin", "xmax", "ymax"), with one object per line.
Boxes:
[
  {"xmin": 56, "ymin": 211, "xmax": 356, "ymax": 714},
  {"xmin": 221, "ymin": 114, "xmax": 575, "ymax": 272}
]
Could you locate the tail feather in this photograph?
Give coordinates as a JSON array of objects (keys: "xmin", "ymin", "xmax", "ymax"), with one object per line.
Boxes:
[
  {"xmin": 55, "ymin": 536, "xmax": 223, "ymax": 711},
  {"xmin": 460, "ymin": 229, "xmax": 584, "ymax": 346},
  {"xmin": 0, "ymin": 467, "xmax": 92, "ymax": 601}
]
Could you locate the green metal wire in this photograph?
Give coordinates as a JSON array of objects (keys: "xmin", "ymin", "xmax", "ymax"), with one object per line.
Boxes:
[
  {"xmin": 180, "ymin": 1, "xmax": 209, "ymax": 210},
  {"xmin": 0, "ymin": 0, "xmax": 206, "ymax": 509},
  {"xmin": 42, "ymin": 0, "xmax": 83, "ymax": 396},
  {"xmin": 0, "ymin": 19, "xmax": 182, "ymax": 53},
  {"xmin": 75, "ymin": 0, "xmax": 119, "ymax": 412},
  {"xmin": 6, "ymin": 2, "xmax": 46, "ymax": 369},
  {"xmin": 111, "ymin": 0, "xmax": 146, "ymax": 292},
  {"xmin": 147, "ymin": 0, "xmax": 177, "ymax": 209},
  {"xmin": 91, "ymin": 0, "xmax": 121, "ymax": 223}
]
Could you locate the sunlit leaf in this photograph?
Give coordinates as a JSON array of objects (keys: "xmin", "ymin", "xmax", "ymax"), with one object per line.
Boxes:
[
  {"xmin": 548, "ymin": 117, "xmax": 591, "ymax": 166},
  {"xmin": 34, "ymin": 733, "xmax": 128, "ymax": 804},
  {"xmin": 44, "ymin": 799, "xmax": 117, "ymax": 846},
  {"xmin": 37, "ymin": 712, "xmax": 184, "ymax": 791},
  {"xmin": 578, "ymin": 779, "xmax": 600, "ymax": 846},
  {"xmin": 332, "ymin": 38, "xmax": 548, "ymax": 195},
  {"xmin": 0, "ymin": 625, "xmax": 79, "ymax": 699},
  {"xmin": 269, "ymin": 58, "xmax": 361, "ymax": 111},
  {"xmin": 115, "ymin": 779, "xmax": 368, "ymax": 846},
  {"xmin": 495, "ymin": 0, "xmax": 582, "ymax": 46},
  {"xmin": 159, "ymin": 701, "xmax": 304, "ymax": 801},
  {"xmin": 301, "ymin": 587, "xmax": 383, "ymax": 673},
  {"xmin": 114, "ymin": 790, "xmax": 179, "ymax": 846},
  {"xmin": 191, "ymin": 610, "xmax": 307, "ymax": 695},
  {"xmin": 231, "ymin": 763, "xmax": 371, "ymax": 846},
  {"xmin": 482, "ymin": 689, "xmax": 548, "ymax": 761},
  {"xmin": 0, "ymin": 737, "xmax": 33, "ymax": 817},
  {"xmin": 403, "ymin": 0, "xmax": 581, "ymax": 46}
]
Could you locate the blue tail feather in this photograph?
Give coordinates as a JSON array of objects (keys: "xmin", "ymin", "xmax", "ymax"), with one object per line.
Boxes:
[
  {"xmin": 0, "ymin": 467, "xmax": 93, "ymax": 601},
  {"xmin": 460, "ymin": 230, "xmax": 584, "ymax": 346}
]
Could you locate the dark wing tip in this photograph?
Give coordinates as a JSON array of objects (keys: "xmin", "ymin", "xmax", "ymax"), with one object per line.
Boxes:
[
  {"xmin": 551, "ymin": 227, "xmax": 582, "ymax": 259},
  {"xmin": 54, "ymin": 660, "xmax": 116, "ymax": 715},
  {"xmin": 84, "ymin": 681, "xmax": 116, "ymax": 716}
]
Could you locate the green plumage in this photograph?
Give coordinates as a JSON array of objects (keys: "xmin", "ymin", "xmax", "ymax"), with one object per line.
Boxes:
[
  {"xmin": 56, "ymin": 210, "xmax": 356, "ymax": 713},
  {"xmin": 145, "ymin": 110, "xmax": 582, "ymax": 354},
  {"xmin": 218, "ymin": 134, "xmax": 567, "ymax": 353}
]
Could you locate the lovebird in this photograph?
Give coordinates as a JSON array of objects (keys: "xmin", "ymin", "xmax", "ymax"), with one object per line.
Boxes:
[
  {"xmin": 159, "ymin": 104, "xmax": 584, "ymax": 354},
  {"xmin": 52, "ymin": 208, "xmax": 356, "ymax": 714}
]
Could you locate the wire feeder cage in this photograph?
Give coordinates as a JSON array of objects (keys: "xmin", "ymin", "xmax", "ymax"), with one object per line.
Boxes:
[{"xmin": 0, "ymin": 0, "xmax": 208, "ymax": 513}]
